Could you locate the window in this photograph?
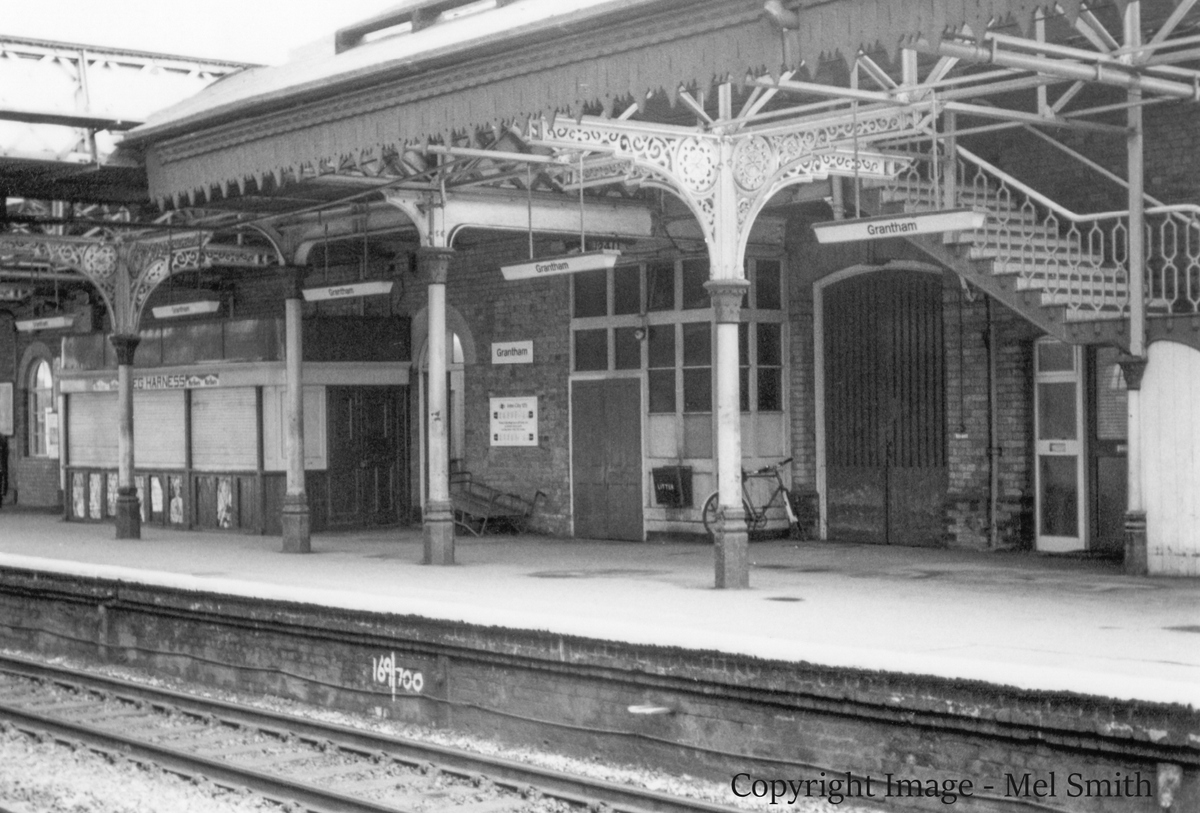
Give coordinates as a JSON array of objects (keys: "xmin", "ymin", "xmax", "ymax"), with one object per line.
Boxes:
[
  {"xmin": 28, "ymin": 360, "xmax": 55, "ymax": 457},
  {"xmin": 570, "ymin": 255, "xmax": 786, "ymax": 460}
]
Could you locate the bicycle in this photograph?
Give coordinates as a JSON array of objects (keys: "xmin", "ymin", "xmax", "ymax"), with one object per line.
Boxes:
[{"xmin": 701, "ymin": 457, "xmax": 800, "ymax": 538}]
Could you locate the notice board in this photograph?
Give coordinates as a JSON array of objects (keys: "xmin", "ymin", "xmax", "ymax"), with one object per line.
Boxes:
[{"xmin": 490, "ymin": 396, "xmax": 537, "ymax": 446}]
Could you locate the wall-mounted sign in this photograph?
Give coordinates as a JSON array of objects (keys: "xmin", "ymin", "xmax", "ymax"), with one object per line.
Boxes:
[
  {"xmin": 302, "ymin": 280, "xmax": 393, "ymax": 302},
  {"xmin": 0, "ymin": 285, "xmax": 31, "ymax": 302},
  {"xmin": 811, "ymin": 208, "xmax": 986, "ymax": 244},
  {"xmin": 133, "ymin": 373, "xmax": 220, "ymax": 390},
  {"xmin": 492, "ymin": 340, "xmax": 533, "ymax": 364},
  {"xmin": 490, "ymin": 396, "xmax": 537, "ymax": 446},
  {"xmin": 16, "ymin": 314, "xmax": 75, "ymax": 332},
  {"xmin": 151, "ymin": 300, "xmax": 221, "ymax": 319},
  {"xmin": 500, "ymin": 250, "xmax": 620, "ymax": 281}
]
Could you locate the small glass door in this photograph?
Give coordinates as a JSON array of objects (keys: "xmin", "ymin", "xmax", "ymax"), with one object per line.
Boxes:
[{"xmin": 1034, "ymin": 339, "xmax": 1086, "ymax": 552}]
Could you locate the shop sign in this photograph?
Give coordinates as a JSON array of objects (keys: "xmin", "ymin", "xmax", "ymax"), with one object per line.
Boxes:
[
  {"xmin": 16, "ymin": 315, "xmax": 75, "ymax": 332},
  {"xmin": 490, "ymin": 396, "xmax": 537, "ymax": 446},
  {"xmin": 302, "ymin": 280, "xmax": 394, "ymax": 301},
  {"xmin": 500, "ymin": 250, "xmax": 620, "ymax": 281},
  {"xmin": 811, "ymin": 208, "xmax": 986, "ymax": 243},
  {"xmin": 492, "ymin": 340, "xmax": 533, "ymax": 364},
  {"xmin": 132, "ymin": 373, "xmax": 221, "ymax": 390}
]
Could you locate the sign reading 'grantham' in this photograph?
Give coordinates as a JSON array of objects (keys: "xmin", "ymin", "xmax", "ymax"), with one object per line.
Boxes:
[
  {"xmin": 812, "ymin": 209, "xmax": 987, "ymax": 244},
  {"xmin": 500, "ymin": 250, "xmax": 620, "ymax": 281},
  {"xmin": 302, "ymin": 280, "xmax": 394, "ymax": 302}
]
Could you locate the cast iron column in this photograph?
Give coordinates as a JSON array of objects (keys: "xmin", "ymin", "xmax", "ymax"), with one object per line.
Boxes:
[
  {"xmin": 420, "ymin": 247, "xmax": 456, "ymax": 565},
  {"xmin": 281, "ymin": 267, "xmax": 311, "ymax": 553},
  {"xmin": 1123, "ymin": 4, "xmax": 1148, "ymax": 575},
  {"xmin": 110, "ymin": 333, "xmax": 141, "ymax": 539},
  {"xmin": 705, "ymin": 278, "xmax": 751, "ymax": 588}
]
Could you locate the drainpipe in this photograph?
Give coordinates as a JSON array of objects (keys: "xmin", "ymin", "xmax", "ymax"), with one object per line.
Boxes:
[{"xmin": 985, "ymin": 297, "xmax": 1000, "ymax": 549}]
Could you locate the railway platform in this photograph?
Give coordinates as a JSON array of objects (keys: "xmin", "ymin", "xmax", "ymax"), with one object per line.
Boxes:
[
  {"xmin": 0, "ymin": 512, "xmax": 1198, "ymax": 812},
  {"xmin": 0, "ymin": 511, "xmax": 1196, "ymax": 707}
]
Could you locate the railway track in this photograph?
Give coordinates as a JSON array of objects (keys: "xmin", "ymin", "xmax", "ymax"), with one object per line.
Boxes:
[{"xmin": 0, "ymin": 654, "xmax": 739, "ymax": 813}]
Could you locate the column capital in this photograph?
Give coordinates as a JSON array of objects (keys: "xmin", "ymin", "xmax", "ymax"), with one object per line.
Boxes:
[
  {"xmin": 109, "ymin": 333, "xmax": 141, "ymax": 366},
  {"xmin": 1117, "ymin": 354, "xmax": 1148, "ymax": 391},
  {"xmin": 417, "ymin": 246, "xmax": 455, "ymax": 285},
  {"xmin": 703, "ymin": 278, "xmax": 750, "ymax": 324},
  {"xmin": 279, "ymin": 265, "xmax": 307, "ymax": 300}
]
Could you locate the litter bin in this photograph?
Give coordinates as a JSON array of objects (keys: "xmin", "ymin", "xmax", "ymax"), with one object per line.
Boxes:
[{"xmin": 651, "ymin": 466, "xmax": 693, "ymax": 508}]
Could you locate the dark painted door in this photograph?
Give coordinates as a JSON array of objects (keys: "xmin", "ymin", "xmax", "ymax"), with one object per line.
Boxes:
[
  {"xmin": 1089, "ymin": 346, "xmax": 1127, "ymax": 555},
  {"xmin": 824, "ymin": 271, "xmax": 947, "ymax": 545},
  {"xmin": 327, "ymin": 386, "xmax": 405, "ymax": 527},
  {"xmin": 571, "ymin": 379, "xmax": 643, "ymax": 541}
]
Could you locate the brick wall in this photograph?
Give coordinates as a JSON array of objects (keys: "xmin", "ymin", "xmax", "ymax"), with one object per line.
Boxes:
[
  {"xmin": 446, "ymin": 239, "xmax": 573, "ymax": 535},
  {"xmin": 786, "ymin": 219, "xmax": 1036, "ymax": 548}
]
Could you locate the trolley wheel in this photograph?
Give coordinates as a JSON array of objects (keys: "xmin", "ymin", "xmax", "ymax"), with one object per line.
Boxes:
[{"xmin": 701, "ymin": 492, "xmax": 754, "ymax": 537}]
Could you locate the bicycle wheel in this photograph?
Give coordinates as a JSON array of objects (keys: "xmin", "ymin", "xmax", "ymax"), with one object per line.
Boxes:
[
  {"xmin": 701, "ymin": 492, "xmax": 720, "ymax": 536},
  {"xmin": 702, "ymin": 493, "xmax": 756, "ymax": 536}
]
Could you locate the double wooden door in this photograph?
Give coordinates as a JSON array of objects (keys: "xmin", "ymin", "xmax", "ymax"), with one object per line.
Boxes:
[
  {"xmin": 823, "ymin": 271, "xmax": 947, "ymax": 545},
  {"xmin": 326, "ymin": 386, "xmax": 406, "ymax": 527}
]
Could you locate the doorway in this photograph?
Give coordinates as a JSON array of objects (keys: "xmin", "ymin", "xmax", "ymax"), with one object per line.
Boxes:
[
  {"xmin": 1034, "ymin": 339, "xmax": 1086, "ymax": 552},
  {"xmin": 1088, "ymin": 346, "xmax": 1128, "ymax": 555},
  {"xmin": 326, "ymin": 386, "xmax": 406, "ymax": 527},
  {"xmin": 571, "ymin": 378, "xmax": 643, "ymax": 540},
  {"xmin": 819, "ymin": 269, "xmax": 947, "ymax": 545}
]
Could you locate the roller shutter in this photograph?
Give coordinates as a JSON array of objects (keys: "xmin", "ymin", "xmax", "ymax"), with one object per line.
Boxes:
[
  {"xmin": 67, "ymin": 392, "xmax": 119, "ymax": 467},
  {"xmin": 133, "ymin": 390, "xmax": 186, "ymax": 468},
  {"xmin": 192, "ymin": 388, "xmax": 258, "ymax": 471}
]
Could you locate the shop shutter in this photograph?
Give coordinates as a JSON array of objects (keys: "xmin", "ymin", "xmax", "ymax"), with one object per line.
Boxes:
[
  {"xmin": 133, "ymin": 390, "xmax": 186, "ymax": 468},
  {"xmin": 192, "ymin": 388, "xmax": 258, "ymax": 471},
  {"xmin": 67, "ymin": 392, "xmax": 119, "ymax": 466}
]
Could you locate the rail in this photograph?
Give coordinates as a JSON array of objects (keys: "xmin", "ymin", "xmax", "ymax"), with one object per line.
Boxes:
[{"xmin": 0, "ymin": 653, "xmax": 740, "ymax": 813}]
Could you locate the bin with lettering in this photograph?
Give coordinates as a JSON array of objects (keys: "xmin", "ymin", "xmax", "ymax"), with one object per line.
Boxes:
[{"xmin": 651, "ymin": 466, "xmax": 692, "ymax": 508}]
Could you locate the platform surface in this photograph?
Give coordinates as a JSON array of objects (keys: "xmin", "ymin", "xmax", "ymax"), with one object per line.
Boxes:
[{"xmin": 0, "ymin": 512, "xmax": 1198, "ymax": 709}]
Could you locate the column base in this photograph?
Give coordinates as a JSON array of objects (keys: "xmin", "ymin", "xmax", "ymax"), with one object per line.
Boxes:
[
  {"xmin": 114, "ymin": 487, "xmax": 141, "ymax": 540},
  {"xmin": 281, "ymin": 493, "xmax": 311, "ymax": 553},
  {"xmin": 1124, "ymin": 510, "xmax": 1148, "ymax": 576},
  {"xmin": 423, "ymin": 500, "xmax": 455, "ymax": 565},
  {"xmin": 713, "ymin": 507, "xmax": 749, "ymax": 589}
]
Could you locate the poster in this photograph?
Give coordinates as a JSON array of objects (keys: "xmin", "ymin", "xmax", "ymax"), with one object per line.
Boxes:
[
  {"xmin": 489, "ymin": 397, "xmax": 538, "ymax": 447},
  {"xmin": 0, "ymin": 382, "xmax": 12, "ymax": 436}
]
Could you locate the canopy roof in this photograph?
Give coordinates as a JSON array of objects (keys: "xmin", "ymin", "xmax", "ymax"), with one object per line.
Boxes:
[{"xmin": 124, "ymin": 0, "xmax": 1161, "ymax": 208}]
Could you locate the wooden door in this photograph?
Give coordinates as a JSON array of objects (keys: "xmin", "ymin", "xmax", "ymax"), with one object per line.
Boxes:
[
  {"xmin": 571, "ymin": 379, "xmax": 643, "ymax": 541},
  {"xmin": 327, "ymin": 386, "xmax": 405, "ymax": 527},
  {"xmin": 823, "ymin": 271, "xmax": 947, "ymax": 545}
]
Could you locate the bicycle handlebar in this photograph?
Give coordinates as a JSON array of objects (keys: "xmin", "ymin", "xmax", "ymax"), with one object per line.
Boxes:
[{"xmin": 745, "ymin": 457, "xmax": 793, "ymax": 476}]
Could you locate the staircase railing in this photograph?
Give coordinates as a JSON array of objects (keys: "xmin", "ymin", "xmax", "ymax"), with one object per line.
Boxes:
[{"xmin": 882, "ymin": 144, "xmax": 1200, "ymax": 318}]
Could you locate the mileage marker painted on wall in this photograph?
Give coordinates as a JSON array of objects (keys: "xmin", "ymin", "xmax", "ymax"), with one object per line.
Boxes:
[{"xmin": 811, "ymin": 208, "xmax": 986, "ymax": 243}]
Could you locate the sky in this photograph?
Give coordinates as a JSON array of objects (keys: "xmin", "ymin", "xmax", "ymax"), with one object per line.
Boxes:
[{"xmin": 3, "ymin": 0, "xmax": 404, "ymax": 65}]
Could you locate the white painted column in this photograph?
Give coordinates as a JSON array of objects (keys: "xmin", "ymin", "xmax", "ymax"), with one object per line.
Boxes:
[
  {"xmin": 1123, "ymin": 1, "xmax": 1148, "ymax": 575},
  {"xmin": 706, "ymin": 278, "xmax": 751, "ymax": 588},
  {"xmin": 705, "ymin": 124, "xmax": 751, "ymax": 589},
  {"xmin": 420, "ymin": 247, "xmax": 456, "ymax": 565},
  {"xmin": 109, "ymin": 334, "xmax": 140, "ymax": 539},
  {"xmin": 281, "ymin": 268, "xmax": 311, "ymax": 553}
]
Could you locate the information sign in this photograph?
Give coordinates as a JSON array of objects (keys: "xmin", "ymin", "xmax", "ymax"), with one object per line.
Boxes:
[
  {"xmin": 500, "ymin": 250, "xmax": 620, "ymax": 281},
  {"xmin": 492, "ymin": 341, "xmax": 533, "ymax": 364},
  {"xmin": 811, "ymin": 208, "xmax": 986, "ymax": 244},
  {"xmin": 302, "ymin": 280, "xmax": 394, "ymax": 302},
  {"xmin": 490, "ymin": 396, "xmax": 538, "ymax": 446}
]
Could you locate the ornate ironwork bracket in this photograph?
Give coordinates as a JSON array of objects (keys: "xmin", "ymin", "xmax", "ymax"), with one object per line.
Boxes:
[
  {"xmin": 529, "ymin": 108, "xmax": 922, "ymax": 272},
  {"xmin": 0, "ymin": 232, "xmax": 276, "ymax": 333}
]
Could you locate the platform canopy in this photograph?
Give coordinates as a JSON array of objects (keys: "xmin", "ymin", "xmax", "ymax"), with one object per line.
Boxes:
[{"xmin": 121, "ymin": 0, "xmax": 1191, "ymax": 211}]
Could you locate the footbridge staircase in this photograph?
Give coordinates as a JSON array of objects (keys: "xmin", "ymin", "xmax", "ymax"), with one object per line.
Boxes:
[{"xmin": 868, "ymin": 146, "xmax": 1200, "ymax": 352}]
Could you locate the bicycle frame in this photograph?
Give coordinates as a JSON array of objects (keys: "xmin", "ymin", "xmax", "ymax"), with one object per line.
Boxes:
[{"xmin": 702, "ymin": 458, "xmax": 799, "ymax": 538}]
